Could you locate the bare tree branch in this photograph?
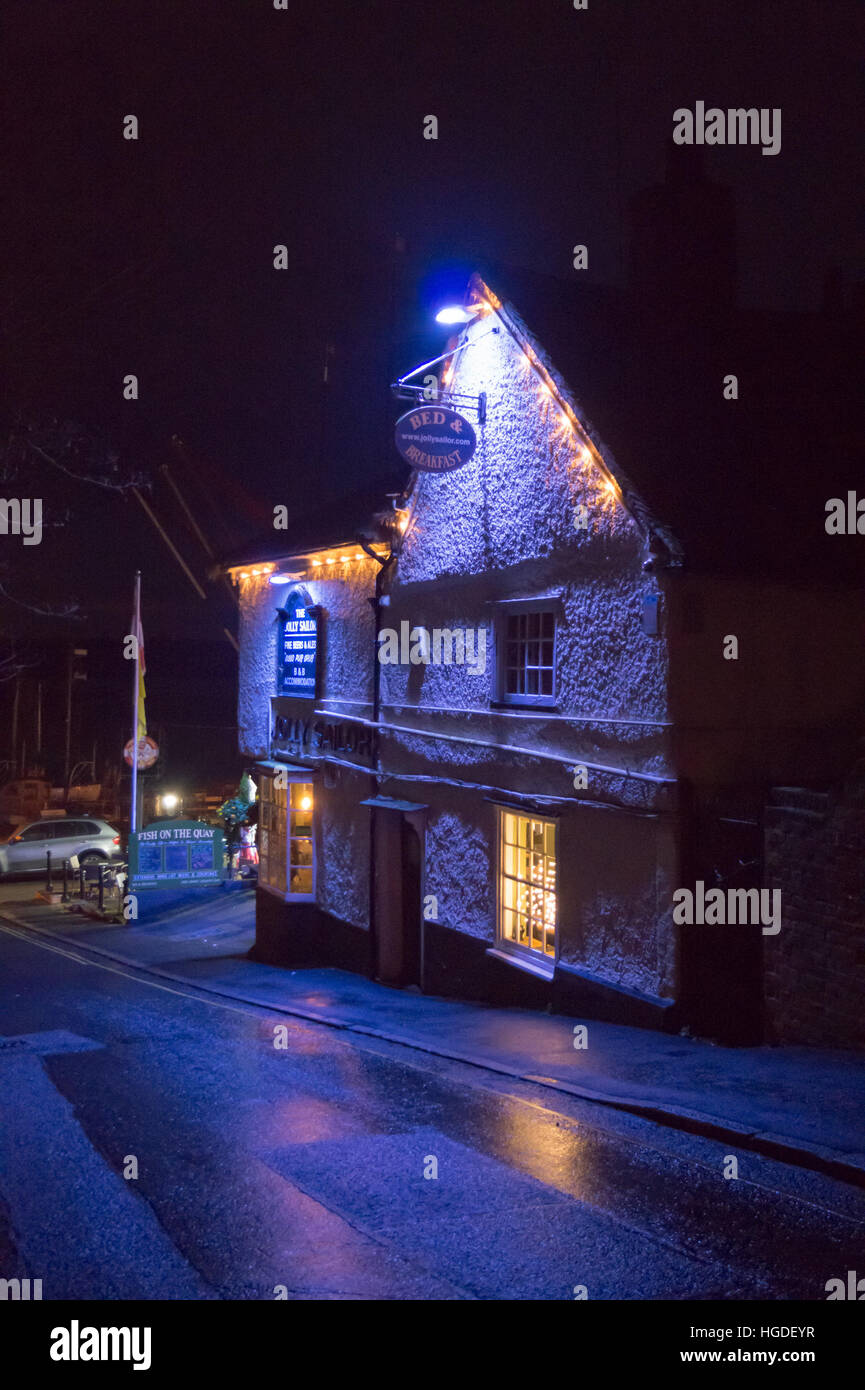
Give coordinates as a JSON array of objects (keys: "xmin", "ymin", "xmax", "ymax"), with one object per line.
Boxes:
[{"xmin": 0, "ymin": 574, "xmax": 80, "ymax": 619}]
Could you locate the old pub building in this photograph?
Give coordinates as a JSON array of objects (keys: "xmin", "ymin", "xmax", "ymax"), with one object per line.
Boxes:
[{"xmin": 227, "ymin": 269, "xmax": 864, "ymax": 1046}]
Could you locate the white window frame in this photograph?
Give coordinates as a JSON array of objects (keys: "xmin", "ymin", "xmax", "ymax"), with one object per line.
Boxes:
[
  {"xmin": 257, "ymin": 767, "xmax": 317, "ymax": 903},
  {"xmin": 494, "ymin": 805, "xmax": 558, "ymax": 974},
  {"xmin": 495, "ymin": 600, "xmax": 559, "ymax": 708}
]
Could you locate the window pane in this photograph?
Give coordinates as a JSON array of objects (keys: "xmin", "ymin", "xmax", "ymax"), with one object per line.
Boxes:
[
  {"xmin": 291, "ymin": 867, "xmax": 313, "ymax": 894},
  {"xmin": 498, "ymin": 810, "xmax": 557, "ymax": 962},
  {"xmin": 290, "ymin": 836, "xmax": 313, "ymax": 866},
  {"xmin": 500, "ymin": 609, "xmax": 556, "ymax": 703}
]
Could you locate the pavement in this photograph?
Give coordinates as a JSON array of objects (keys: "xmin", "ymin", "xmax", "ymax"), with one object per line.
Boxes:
[{"xmin": 1, "ymin": 880, "xmax": 864, "ymax": 1187}]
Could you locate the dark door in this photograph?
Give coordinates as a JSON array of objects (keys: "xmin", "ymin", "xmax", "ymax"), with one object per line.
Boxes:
[
  {"xmin": 374, "ymin": 810, "xmax": 423, "ymax": 987},
  {"xmin": 680, "ymin": 810, "xmax": 764, "ymax": 1045}
]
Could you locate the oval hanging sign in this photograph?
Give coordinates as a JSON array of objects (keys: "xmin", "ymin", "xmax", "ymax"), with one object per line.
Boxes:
[
  {"xmin": 394, "ymin": 405, "xmax": 476, "ymax": 473},
  {"xmin": 124, "ymin": 736, "xmax": 159, "ymax": 769}
]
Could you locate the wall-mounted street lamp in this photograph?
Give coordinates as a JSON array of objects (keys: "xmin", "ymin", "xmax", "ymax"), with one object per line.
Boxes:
[
  {"xmin": 434, "ymin": 304, "xmax": 484, "ymax": 325},
  {"xmin": 391, "ymin": 301, "xmax": 497, "ymax": 420}
]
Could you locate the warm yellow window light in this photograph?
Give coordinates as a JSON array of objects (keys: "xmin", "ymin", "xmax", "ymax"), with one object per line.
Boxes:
[
  {"xmin": 326, "ymin": 555, "xmax": 335, "ymax": 564},
  {"xmin": 341, "ymin": 555, "xmax": 349, "ymax": 563},
  {"xmin": 300, "ymin": 794, "xmax": 312, "ymax": 811},
  {"xmin": 354, "ymin": 552, "xmax": 363, "ymax": 560},
  {"xmin": 312, "ymin": 558, "xmax": 322, "ymax": 567},
  {"xmin": 396, "ymin": 510, "xmax": 410, "ymax": 533},
  {"xmin": 240, "ymin": 572, "xmax": 249, "ymax": 579}
]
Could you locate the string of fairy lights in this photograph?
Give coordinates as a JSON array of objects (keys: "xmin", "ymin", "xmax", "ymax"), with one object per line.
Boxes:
[
  {"xmin": 233, "ymin": 544, "xmax": 392, "ymax": 584},
  {"xmin": 447, "ymin": 293, "xmax": 620, "ymax": 510}
]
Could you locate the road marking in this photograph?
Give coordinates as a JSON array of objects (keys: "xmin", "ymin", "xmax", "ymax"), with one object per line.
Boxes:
[{"xmin": 0, "ymin": 915, "xmax": 276, "ymax": 1025}]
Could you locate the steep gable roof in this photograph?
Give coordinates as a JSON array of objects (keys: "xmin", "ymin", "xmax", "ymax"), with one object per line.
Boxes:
[{"xmin": 473, "ymin": 264, "xmax": 863, "ymax": 583}]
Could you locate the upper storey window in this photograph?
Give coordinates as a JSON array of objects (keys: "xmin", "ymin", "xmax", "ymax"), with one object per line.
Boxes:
[{"xmin": 496, "ymin": 603, "xmax": 558, "ymax": 708}]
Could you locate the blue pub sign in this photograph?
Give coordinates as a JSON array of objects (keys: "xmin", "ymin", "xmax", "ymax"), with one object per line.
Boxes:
[{"xmin": 278, "ymin": 590, "xmax": 318, "ymax": 698}]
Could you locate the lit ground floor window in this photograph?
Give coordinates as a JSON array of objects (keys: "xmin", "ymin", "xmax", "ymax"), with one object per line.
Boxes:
[
  {"xmin": 258, "ymin": 771, "xmax": 315, "ymax": 901},
  {"xmin": 498, "ymin": 808, "xmax": 557, "ymax": 961}
]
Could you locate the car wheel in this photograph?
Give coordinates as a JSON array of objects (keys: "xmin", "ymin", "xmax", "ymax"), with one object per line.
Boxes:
[{"xmin": 78, "ymin": 852, "xmax": 106, "ymax": 866}]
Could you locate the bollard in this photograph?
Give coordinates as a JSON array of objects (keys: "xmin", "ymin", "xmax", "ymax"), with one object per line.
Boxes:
[
  {"xmin": 45, "ymin": 850, "xmax": 53, "ymax": 894},
  {"xmin": 61, "ymin": 858, "xmax": 69, "ymax": 903},
  {"xmin": 79, "ymin": 863, "xmax": 86, "ymax": 899},
  {"xmin": 98, "ymin": 865, "xmax": 105, "ymax": 913}
]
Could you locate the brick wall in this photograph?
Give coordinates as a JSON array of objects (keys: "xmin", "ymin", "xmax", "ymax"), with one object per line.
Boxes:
[{"xmin": 764, "ymin": 774, "xmax": 865, "ymax": 1048}]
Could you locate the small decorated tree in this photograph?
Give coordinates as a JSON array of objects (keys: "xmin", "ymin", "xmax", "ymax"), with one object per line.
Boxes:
[{"xmin": 218, "ymin": 772, "xmax": 256, "ymax": 877}]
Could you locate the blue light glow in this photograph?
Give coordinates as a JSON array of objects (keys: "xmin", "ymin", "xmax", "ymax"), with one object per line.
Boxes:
[{"xmin": 435, "ymin": 305, "xmax": 476, "ymax": 325}]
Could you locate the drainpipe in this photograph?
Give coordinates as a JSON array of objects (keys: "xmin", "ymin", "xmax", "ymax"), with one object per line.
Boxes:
[{"xmin": 357, "ymin": 533, "xmax": 394, "ymax": 977}]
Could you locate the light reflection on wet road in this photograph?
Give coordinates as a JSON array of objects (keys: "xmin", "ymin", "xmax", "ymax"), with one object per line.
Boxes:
[{"xmin": 1, "ymin": 924, "xmax": 863, "ymax": 1300}]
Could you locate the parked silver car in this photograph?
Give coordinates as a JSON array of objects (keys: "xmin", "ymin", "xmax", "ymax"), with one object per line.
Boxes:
[{"xmin": 0, "ymin": 818, "xmax": 122, "ymax": 877}]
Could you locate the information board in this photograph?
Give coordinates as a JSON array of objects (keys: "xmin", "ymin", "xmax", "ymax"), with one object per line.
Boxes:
[{"xmin": 128, "ymin": 819, "xmax": 225, "ymax": 891}]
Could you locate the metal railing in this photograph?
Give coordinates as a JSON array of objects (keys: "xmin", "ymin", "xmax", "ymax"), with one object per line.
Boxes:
[{"xmin": 46, "ymin": 851, "xmax": 128, "ymax": 916}]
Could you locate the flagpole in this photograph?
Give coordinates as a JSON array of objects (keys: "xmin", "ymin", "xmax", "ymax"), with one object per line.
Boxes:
[{"xmin": 130, "ymin": 570, "xmax": 141, "ymax": 834}]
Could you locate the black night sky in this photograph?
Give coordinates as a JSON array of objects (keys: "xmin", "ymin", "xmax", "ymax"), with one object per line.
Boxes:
[{"xmin": 3, "ymin": 0, "xmax": 863, "ymax": 780}]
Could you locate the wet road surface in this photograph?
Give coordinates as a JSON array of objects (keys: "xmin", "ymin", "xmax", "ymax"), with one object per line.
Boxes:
[{"xmin": 1, "ymin": 921, "xmax": 863, "ymax": 1300}]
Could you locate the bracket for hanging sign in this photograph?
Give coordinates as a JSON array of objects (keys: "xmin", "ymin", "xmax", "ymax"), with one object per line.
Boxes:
[
  {"xmin": 390, "ymin": 325, "xmax": 498, "ymax": 425},
  {"xmin": 390, "ymin": 383, "xmax": 486, "ymax": 423}
]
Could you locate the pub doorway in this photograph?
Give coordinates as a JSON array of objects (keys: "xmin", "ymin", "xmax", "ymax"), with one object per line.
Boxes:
[{"xmin": 369, "ymin": 801, "xmax": 426, "ymax": 988}]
